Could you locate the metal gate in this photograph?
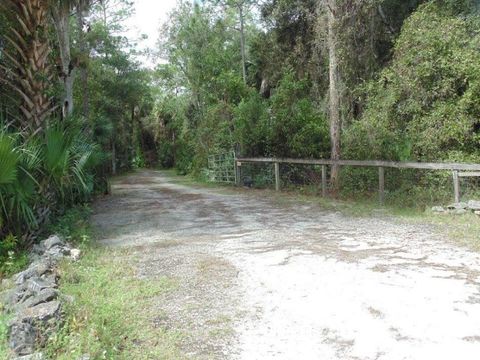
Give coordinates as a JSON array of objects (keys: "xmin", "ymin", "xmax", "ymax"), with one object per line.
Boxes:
[{"xmin": 207, "ymin": 151, "xmax": 236, "ymax": 183}]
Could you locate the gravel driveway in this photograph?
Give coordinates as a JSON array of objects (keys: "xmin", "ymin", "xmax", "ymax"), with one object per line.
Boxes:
[{"xmin": 92, "ymin": 170, "xmax": 480, "ymax": 360}]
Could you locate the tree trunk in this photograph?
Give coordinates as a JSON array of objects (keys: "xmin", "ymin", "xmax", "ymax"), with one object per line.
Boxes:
[
  {"xmin": 76, "ymin": 4, "xmax": 89, "ymax": 119},
  {"xmin": 1, "ymin": 0, "xmax": 54, "ymax": 134},
  {"xmin": 102, "ymin": 3, "xmax": 108, "ymax": 27},
  {"xmin": 327, "ymin": 0, "xmax": 342, "ymax": 193},
  {"xmin": 52, "ymin": 4, "xmax": 74, "ymax": 117},
  {"xmin": 238, "ymin": 5, "xmax": 247, "ymax": 84}
]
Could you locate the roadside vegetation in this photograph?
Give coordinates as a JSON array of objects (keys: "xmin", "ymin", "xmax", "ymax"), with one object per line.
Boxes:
[
  {"xmin": 1, "ymin": 202, "xmax": 183, "ymax": 359},
  {"xmin": 0, "ymin": 0, "xmax": 152, "ymax": 274},
  {"xmin": 0, "ymin": 204, "xmax": 93, "ymax": 359},
  {"xmin": 0, "ymin": 312, "xmax": 10, "ymax": 358},
  {"xmin": 45, "ymin": 248, "xmax": 181, "ymax": 359}
]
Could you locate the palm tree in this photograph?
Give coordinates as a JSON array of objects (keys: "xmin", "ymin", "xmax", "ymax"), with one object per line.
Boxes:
[
  {"xmin": 0, "ymin": 0, "xmax": 55, "ymax": 135},
  {"xmin": 0, "ymin": 0, "xmax": 94, "ymax": 130}
]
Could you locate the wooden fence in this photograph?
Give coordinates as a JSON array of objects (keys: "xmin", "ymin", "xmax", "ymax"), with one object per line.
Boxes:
[{"xmin": 234, "ymin": 157, "xmax": 480, "ymax": 203}]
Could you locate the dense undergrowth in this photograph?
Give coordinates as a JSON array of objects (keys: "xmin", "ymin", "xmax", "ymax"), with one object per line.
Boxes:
[
  {"xmin": 0, "ymin": 123, "xmax": 102, "ymax": 278},
  {"xmin": 153, "ymin": 1, "xmax": 480, "ymax": 206},
  {"xmin": 0, "ymin": 203, "xmax": 94, "ymax": 279}
]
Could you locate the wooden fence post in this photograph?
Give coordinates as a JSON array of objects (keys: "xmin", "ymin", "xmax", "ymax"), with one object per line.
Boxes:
[
  {"xmin": 379, "ymin": 166, "xmax": 385, "ymax": 204},
  {"xmin": 453, "ymin": 170, "xmax": 460, "ymax": 203},
  {"xmin": 235, "ymin": 161, "xmax": 241, "ymax": 186},
  {"xmin": 321, "ymin": 165, "xmax": 327, "ymax": 197},
  {"xmin": 274, "ymin": 162, "xmax": 280, "ymax": 191}
]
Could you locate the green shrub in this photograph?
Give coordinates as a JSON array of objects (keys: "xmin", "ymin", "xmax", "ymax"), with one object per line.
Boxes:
[
  {"xmin": 345, "ymin": 3, "xmax": 480, "ymax": 162},
  {"xmin": 157, "ymin": 142, "xmax": 174, "ymax": 168},
  {"xmin": 174, "ymin": 138, "xmax": 195, "ymax": 175},
  {"xmin": 340, "ymin": 2, "xmax": 480, "ymax": 205},
  {"xmin": 48, "ymin": 205, "xmax": 92, "ymax": 247},
  {"xmin": 0, "ymin": 132, "xmax": 40, "ymax": 237},
  {"xmin": 269, "ymin": 71, "xmax": 329, "ymax": 158},
  {"xmin": 132, "ymin": 149, "xmax": 146, "ymax": 169},
  {"xmin": 0, "ymin": 122, "xmax": 101, "ymax": 243},
  {"xmin": 234, "ymin": 91, "xmax": 271, "ymax": 156},
  {"xmin": 0, "ymin": 234, "xmax": 28, "ymax": 278}
]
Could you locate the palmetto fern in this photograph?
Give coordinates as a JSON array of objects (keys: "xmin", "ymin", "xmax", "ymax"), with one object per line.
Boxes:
[
  {"xmin": 0, "ymin": 132, "xmax": 38, "ymax": 236},
  {"xmin": 43, "ymin": 125, "xmax": 101, "ymax": 205},
  {"xmin": 0, "ymin": 133, "xmax": 19, "ymax": 184},
  {"xmin": 0, "ymin": 133, "xmax": 19, "ymax": 229},
  {"xmin": 45, "ymin": 128, "xmax": 71, "ymax": 183},
  {"xmin": 1, "ymin": 122, "xmax": 102, "ymax": 239}
]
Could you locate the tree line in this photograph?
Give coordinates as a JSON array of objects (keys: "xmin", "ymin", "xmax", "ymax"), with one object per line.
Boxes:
[{"xmin": 152, "ymin": 0, "xmax": 480, "ymax": 196}]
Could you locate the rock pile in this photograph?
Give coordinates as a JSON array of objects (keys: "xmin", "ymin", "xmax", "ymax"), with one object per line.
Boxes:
[
  {"xmin": 431, "ymin": 200, "xmax": 480, "ymax": 215},
  {"xmin": 1, "ymin": 235, "xmax": 81, "ymax": 359}
]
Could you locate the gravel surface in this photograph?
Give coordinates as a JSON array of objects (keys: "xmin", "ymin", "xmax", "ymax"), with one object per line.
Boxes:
[{"xmin": 92, "ymin": 170, "xmax": 480, "ymax": 360}]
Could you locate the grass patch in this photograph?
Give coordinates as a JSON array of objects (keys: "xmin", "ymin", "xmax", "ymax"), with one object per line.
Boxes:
[
  {"xmin": 0, "ymin": 248, "xmax": 29, "ymax": 280},
  {"xmin": 0, "ymin": 311, "xmax": 12, "ymax": 359},
  {"xmin": 301, "ymin": 195, "xmax": 480, "ymax": 251},
  {"xmin": 408, "ymin": 211, "xmax": 480, "ymax": 251},
  {"xmin": 306, "ymin": 193, "xmax": 480, "ymax": 251},
  {"xmin": 44, "ymin": 247, "xmax": 184, "ymax": 360}
]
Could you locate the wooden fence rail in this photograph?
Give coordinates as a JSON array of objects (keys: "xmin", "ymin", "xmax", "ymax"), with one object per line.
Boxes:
[{"xmin": 235, "ymin": 157, "xmax": 480, "ymax": 204}]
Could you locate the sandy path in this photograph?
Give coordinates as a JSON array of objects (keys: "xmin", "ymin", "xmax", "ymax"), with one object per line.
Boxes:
[{"xmin": 92, "ymin": 170, "xmax": 480, "ymax": 360}]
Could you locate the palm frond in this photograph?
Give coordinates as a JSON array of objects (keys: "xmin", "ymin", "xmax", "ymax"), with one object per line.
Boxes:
[
  {"xmin": 0, "ymin": 134, "xmax": 19, "ymax": 184},
  {"xmin": 44, "ymin": 127, "xmax": 70, "ymax": 180}
]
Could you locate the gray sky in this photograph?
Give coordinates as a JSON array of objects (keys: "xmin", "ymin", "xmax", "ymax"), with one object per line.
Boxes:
[{"xmin": 125, "ymin": 0, "xmax": 178, "ymax": 67}]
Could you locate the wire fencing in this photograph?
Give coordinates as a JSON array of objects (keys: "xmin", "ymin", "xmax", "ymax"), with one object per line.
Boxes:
[
  {"xmin": 207, "ymin": 151, "xmax": 236, "ymax": 183},
  {"xmin": 234, "ymin": 157, "xmax": 480, "ymax": 206},
  {"xmin": 206, "ymin": 152, "xmax": 480, "ymax": 205}
]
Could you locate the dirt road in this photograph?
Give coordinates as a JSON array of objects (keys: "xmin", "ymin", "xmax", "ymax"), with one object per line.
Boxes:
[{"xmin": 92, "ymin": 170, "xmax": 480, "ymax": 360}]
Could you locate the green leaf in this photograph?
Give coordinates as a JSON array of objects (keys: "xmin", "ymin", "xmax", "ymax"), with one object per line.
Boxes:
[{"xmin": 0, "ymin": 134, "xmax": 19, "ymax": 185}]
